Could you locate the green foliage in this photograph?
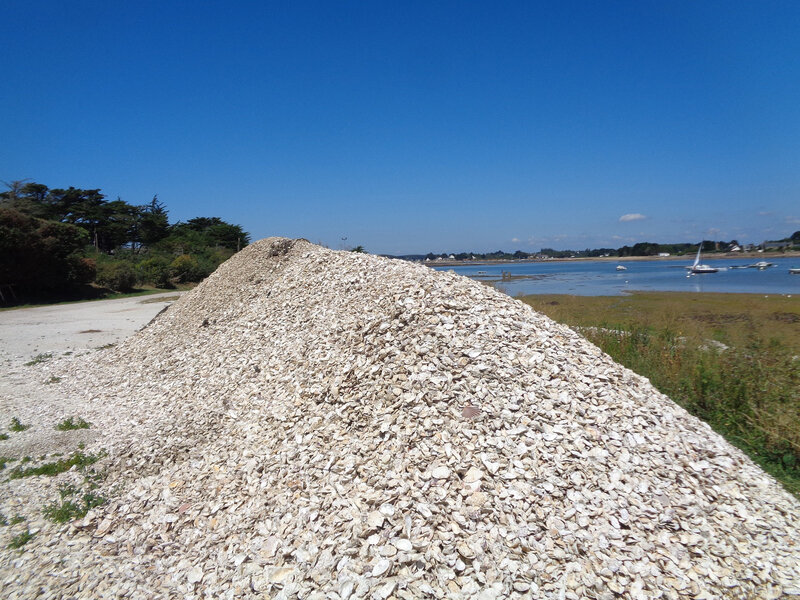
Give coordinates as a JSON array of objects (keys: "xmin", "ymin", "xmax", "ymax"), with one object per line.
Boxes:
[
  {"xmin": 524, "ymin": 292, "xmax": 800, "ymax": 496},
  {"xmin": 1, "ymin": 181, "xmax": 250, "ymax": 301},
  {"xmin": 0, "ymin": 208, "xmax": 95, "ymax": 294},
  {"xmin": 137, "ymin": 256, "xmax": 173, "ymax": 288},
  {"xmin": 167, "ymin": 217, "xmax": 249, "ymax": 251},
  {"xmin": 95, "ymin": 261, "xmax": 136, "ymax": 291},
  {"xmin": 9, "ymin": 417, "xmax": 31, "ymax": 432},
  {"xmin": 585, "ymin": 327, "xmax": 800, "ymax": 494},
  {"xmin": 8, "ymin": 529, "xmax": 34, "ymax": 549},
  {"xmin": 138, "ymin": 195, "xmax": 170, "ymax": 246},
  {"xmin": 0, "ymin": 433, "xmax": 8, "ymax": 441},
  {"xmin": 0, "ymin": 456, "xmax": 15, "ymax": 469},
  {"xmin": 43, "ymin": 484, "xmax": 105, "ymax": 524},
  {"xmin": 55, "ymin": 417, "xmax": 91, "ymax": 431},
  {"xmin": 45, "ymin": 376, "xmax": 62, "ymax": 384},
  {"xmin": 24, "ymin": 352, "xmax": 52, "ymax": 366},
  {"xmin": 7, "ymin": 450, "xmax": 103, "ymax": 479},
  {"xmin": 169, "ymin": 254, "xmax": 204, "ymax": 283},
  {"xmin": 10, "ymin": 515, "xmax": 25, "ymax": 525}
]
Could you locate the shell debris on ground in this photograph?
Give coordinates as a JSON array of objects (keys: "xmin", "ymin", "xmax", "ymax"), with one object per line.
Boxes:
[{"xmin": 1, "ymin": 237, "xmax": 799, "ymax": 599}]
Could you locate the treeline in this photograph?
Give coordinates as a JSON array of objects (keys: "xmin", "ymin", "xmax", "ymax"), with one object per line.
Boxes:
[{"xmin": 0, "ymin": 180, "xmax": 249, "ymax": 300}]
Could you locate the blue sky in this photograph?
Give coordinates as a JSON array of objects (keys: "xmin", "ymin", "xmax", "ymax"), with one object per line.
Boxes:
[{"xmin": 2, "ymin": 1, "xmax": 799, "ymax": 254}]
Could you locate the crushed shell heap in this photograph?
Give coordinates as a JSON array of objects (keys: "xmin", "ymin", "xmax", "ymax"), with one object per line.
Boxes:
[{"xmin": 2, "ymin": 237, "xmax": 800, "ymax": 600}]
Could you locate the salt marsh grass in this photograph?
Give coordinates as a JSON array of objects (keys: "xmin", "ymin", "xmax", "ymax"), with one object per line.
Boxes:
[{"xmin": 524, "ymin": 291, "xmax": 800, "ymax": 495}]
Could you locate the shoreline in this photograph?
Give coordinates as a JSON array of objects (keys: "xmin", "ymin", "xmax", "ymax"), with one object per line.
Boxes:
[{"xmin": 424, "ymin": 250, "xmax": 800, "ymax": 267}]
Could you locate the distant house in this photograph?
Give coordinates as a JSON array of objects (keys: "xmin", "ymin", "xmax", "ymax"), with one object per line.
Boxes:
[
  {"xmin": 763, "ymin": 240, "xmax": 788, "ymax": 251},
  {"xmin": 657, "ymin": 252, "xmax": 670, "ymax": 257},
  {"xmin": 728, "ymin": 245, "xmax": 741, "ymax": 252}
]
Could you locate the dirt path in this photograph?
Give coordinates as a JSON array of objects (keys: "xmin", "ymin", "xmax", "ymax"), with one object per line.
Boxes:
[
  {"xmin": 0, "ymin": 293, "xmax": 183, "ymax": 458},
  {"xmin": 0, "ymin": 292, "xmax": 183, "ymax": 366}
]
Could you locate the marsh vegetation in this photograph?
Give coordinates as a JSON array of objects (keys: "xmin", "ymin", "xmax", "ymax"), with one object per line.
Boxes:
[{"xmin": 524, "ymin": 291, "xmax": 800, "ymax": 495}]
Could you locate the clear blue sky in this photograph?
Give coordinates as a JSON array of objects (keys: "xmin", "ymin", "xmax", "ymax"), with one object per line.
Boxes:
[{"xmin": 2, "ymin": 1, "xmax": 799, "ymax": 254}]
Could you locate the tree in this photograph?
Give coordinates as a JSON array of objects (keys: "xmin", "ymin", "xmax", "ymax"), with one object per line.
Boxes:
[
  {"xmin": 167, "ymin": 217, "xmax": 250, "ymax": 251},
  {"xmin": 0, "ymin": 208, "xmax": 94, "ymax": 293},
  {"xmin": 138, "ymin": 195, "xmax": 169, "ymax": 247}
]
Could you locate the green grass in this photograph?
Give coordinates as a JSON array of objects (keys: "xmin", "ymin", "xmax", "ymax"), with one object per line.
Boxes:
[
  {"xmin": 10, "ymin": 515, "xmax": 25, "ymax": 525},
  {"xmin": 23, "ymin": 353, "xmax": 52, "ymax": 366},
  {"xmin": 55, "ymin": 417, "xmax": 91, "ymax": 431},
  {"xmin": 0, "ymin": 433, "xmax": 8, "ymax": 441},
  {"xmin": 9, "ymin": 417, "xmax": 31, "ymax": 432},
  {"xmin": 523, "ymin": 291, "xmax": 800, "ymax": 496},
  {"xmin": 45, "ymin": 376, "xmax": 62, "ymax": 385},
  {"xmin": 7, "ymin": 450, "xmax": 103, "ymax": 480},
  {"xmin": 8, "ymin": 529, "xmax": 34, "ymax": 549}
]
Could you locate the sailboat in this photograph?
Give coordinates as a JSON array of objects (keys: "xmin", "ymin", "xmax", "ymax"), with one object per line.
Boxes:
[{"xmin": 688, "ymin": 244, "xmax": 718, "ymax": 274}]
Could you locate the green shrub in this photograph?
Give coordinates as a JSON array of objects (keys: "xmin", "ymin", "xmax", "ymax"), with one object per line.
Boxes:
[
  {"xmin": 7, "ymin": 450, "xmax": 103, "ymax": 479},
  {"xmin": 9, "ymin": 417, "xmax": 30, "ymax": 432},
  {"xmin": 8, "ymin": 529, "xmax": 34, "ymax": 548},
  {"xmin": 95, "ymin": 261, "xmax": 136, "ymax": 291},
  {"xmin": 24, "ymin": 353, "xmax": 52, "ymax": 366},
  {"xmin": 169, "ymin": 254, "xmax": 203, "ymax": 283},
  {"xmin": 137, "ymin": 256, "xmax": 173, "ymax": 288},
  {"xmin": 43, "ymin": 484, "xmax": 105, "ymax": 523},
  {"xmin": 55, "ymin": 417, "xmax": 91, "ymax": 430}
]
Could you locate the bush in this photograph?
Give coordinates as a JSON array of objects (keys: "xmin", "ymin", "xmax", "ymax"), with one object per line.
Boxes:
[
  {"xmin": 0, "ymin": 208, "xmax": 93, "ymax": 293},
  {"xmin": 169, "ymin": 254, "xmax": 203, "ymax": 283},
  {"xmin": 137, "ymin": 256, "xmax": 173, "ymax": 288},
  {"xmin": 95, "ymin": 261, "xmax": 136, "ymax": 291}
]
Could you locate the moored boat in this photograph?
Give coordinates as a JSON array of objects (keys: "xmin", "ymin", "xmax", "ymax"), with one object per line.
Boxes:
[{"xmin": 688, "ymin": 244, "xmax": 718, "ymax": 274}]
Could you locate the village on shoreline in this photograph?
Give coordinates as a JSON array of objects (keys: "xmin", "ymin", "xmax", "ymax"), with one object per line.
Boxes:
[{"xmin": 419, "ymin": 249, "xmax": 800, "ymax": 267}]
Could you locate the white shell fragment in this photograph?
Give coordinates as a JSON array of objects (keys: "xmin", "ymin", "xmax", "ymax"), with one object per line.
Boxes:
[
  {"xmin": 371, "ymin": 559, "xmax": 391, "ymax": 577},
  {"xmin": 186, "ymin": 567, "xmax": 203, "ymax": 584},
  {"xmin": 431, "ymin": 466, "xmax": 451, "ymax": 479},
  {"xmin": 1, "ymin": 237, "xmax": 799, "ymax": 599}
]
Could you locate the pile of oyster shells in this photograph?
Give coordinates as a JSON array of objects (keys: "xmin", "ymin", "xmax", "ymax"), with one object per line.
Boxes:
[{"xmin": 1, "ymin": 237, "xmax": 799, "ymax": 599}]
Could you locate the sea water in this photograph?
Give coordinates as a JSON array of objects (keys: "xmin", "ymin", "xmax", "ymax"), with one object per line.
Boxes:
[{"xmin": 434, "ymin": 257, "xmax": 800, "ymax": 296}]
